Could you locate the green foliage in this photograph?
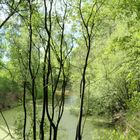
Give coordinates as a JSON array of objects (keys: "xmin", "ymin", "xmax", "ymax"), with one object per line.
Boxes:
[
  {"xmin": 0, "ymin": 77, "xmax": 20, "ymax": 109},
  {"xmin": 96, "ymin": 129, "xmax": 139, "ymax": 140}
]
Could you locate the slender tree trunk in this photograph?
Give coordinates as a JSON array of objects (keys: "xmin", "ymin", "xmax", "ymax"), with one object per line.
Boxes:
[
  {"xmin": 32, "ymin": 79, "xmax": 36, "ymax": 140},
  {"xmin": 40, "ymin": 93, "xmax": 45, "ymax": 140},
  {"xmin": 23, "ymin": 81, "xmax": 27, "ymax": 140},
  {"xmin": 75, "ymin": 0, "xmax": 96, "ymax": 139},
  {"xmin": 75, "ymin": 48, "xmax": 90, "ymax": 140},
  {"xmin": 53, "ymin": 127, "xmax": 57, "ymax": 140}
]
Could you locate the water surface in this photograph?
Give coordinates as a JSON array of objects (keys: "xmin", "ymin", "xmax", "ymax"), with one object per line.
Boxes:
[{"xmin": 0, "ymin": 95, "xmax": 98, "ymax": 140}]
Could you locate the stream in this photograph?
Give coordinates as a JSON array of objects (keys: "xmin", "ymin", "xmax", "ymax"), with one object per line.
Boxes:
[{"xmin": 0, "ymin": 95, "xmax": 102, "ymax": 140}]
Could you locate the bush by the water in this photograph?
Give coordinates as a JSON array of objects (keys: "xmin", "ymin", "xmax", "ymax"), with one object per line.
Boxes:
[{"xmin": 0, "ymin": 77, "xmax": 20, "ymax": 109}]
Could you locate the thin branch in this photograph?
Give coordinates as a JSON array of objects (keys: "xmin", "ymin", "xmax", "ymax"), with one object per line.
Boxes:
[
  {"xmin": 0, "ymin": 111, "xmax": 14, "ymax": 139},
  {"xmin": 0, "ymin": 0, "xmax": 22, "ymax": 28}
]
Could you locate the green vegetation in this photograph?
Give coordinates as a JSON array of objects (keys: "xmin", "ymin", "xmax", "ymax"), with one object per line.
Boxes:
[{"xmin": 0, "ymin": 0, "xmax": 140, "ymax": 139}]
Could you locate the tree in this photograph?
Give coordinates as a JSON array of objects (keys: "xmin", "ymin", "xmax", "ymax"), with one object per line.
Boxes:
[{"xmin": 40, "ymin": 1, "xmax": 71, "ymax": 139}]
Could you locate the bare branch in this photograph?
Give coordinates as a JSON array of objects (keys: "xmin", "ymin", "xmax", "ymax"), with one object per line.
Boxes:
[{"xmin": 0, "ymin": 111, "xmax": 14, "ymax": 139}]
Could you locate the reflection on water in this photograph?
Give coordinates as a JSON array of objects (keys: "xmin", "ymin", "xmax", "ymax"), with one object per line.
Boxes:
[{"xmin": 0, "ymin": 94, "xmax": 94, "ymax": 140}]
